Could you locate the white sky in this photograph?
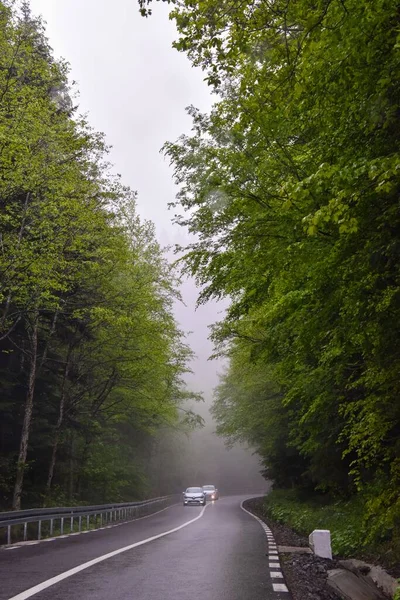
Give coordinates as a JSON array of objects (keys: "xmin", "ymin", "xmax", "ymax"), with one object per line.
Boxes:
[
  {"xmin": 29, "ymin": 0, "xmax": 218, "ymax": 389},
  {"xmin": 28, "ymin": 0, "xmax": 265, "ymax": 488},
  {"xmin": 30, "ymin": 0, "xmax": 212, "ymax": 235}
]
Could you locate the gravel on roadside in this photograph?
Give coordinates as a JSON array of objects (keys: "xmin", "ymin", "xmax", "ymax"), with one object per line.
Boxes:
[{"xmin": 243, "ymin": 497, "xmax": 344, "ymax": 600}]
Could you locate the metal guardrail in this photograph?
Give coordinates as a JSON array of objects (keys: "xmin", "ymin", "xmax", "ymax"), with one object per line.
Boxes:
[{"xmin": 0, "ymin": 495, "xmax": 181, "ymax": 546}]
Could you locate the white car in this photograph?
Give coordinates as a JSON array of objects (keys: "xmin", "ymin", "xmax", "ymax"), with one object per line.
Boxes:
[{"xmin": 183, "ymin": 487, "xmax": 206, "ymax": 506}]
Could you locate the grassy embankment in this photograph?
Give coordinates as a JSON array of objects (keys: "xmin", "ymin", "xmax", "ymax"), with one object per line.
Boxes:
[{"xmin": 262, "ymin": 489, "xmax": 400, "ymax": 574}]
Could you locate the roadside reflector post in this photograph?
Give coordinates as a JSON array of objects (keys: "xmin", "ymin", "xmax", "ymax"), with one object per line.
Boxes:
[{"xmin": 309, "ymin": 529, "xmax": 332, "ymax": 559}]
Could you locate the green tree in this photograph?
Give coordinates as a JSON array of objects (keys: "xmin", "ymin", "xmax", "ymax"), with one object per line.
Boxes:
[
  {"xmin": 141, "ymin": 0, "xmax": 400, "ymax": 539},
  {"xmin": 0, "ymin": 1, "xmax": 202, "ymax": 509}
]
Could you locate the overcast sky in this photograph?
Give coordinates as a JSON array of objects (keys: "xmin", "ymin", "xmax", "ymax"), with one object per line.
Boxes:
[{"xmin": 29, "ymin": 0, "xmax": 265, "ymax": 490}]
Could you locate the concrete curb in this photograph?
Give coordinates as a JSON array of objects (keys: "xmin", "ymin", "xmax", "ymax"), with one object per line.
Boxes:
[
  {"xmin": 338, "ymin": 559, "xmax": 399, "ymax": 599},
  {"xmin": 327, "ymin": 568, "xmax": 387, "ymax": 600}
]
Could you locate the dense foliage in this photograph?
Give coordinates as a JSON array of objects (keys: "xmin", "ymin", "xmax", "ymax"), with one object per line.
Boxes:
[
  {"xmin": 140, "ymin": 0, "xmax": 400, "ymax": 548},
  {"xmin": 260, "ymin": 490, "xmax": 400, "ymax": 569},
  {"xmin": 0, "ymin": 1, "xmax": 201, "ymax": 510}
]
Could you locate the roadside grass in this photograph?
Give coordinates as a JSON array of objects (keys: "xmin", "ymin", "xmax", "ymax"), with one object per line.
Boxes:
[{"xmin": 262, "ymin": 489, "xmax": 400, "ymax": 571}]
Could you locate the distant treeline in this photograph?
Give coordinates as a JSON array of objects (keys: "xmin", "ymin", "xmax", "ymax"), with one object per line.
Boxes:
[
  {"xmin": 0, "ymin": 1, "xmax": 201, "ymax": 510},
  {"xmin": 141, "ymin": 0, "xmax": 400, "ymax": 550}
]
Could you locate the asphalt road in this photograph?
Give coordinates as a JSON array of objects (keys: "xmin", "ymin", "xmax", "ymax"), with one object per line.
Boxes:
[{"xmin": 0, "ymin": 495, "xmax": 289, "ymax": 600}]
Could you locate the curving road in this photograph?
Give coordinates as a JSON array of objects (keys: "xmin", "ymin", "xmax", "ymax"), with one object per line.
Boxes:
[{"xmin": 0, "ymin": 495, "xmax": 290, "ymax": 600}]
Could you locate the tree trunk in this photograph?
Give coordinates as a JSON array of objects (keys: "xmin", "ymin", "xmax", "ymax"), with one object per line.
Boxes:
[
  {"xmin": 12, "ymin": 311, "xmax": 39, "ymax": 510},
  {"xmin": 68, "ymin": 431, "xmax": 75, "ymax": 503},
  {"xmin": 1, "ymin": 192, "xmax": 30, "ymax": 328},
  {"xmin": 75, "ymin": 436, "xmax": 91, "ymax": 499},
  {"xmin": 45, "ymin": 360, "xmax": 70, "ymax": 499},
  {"xmin": 38, "ymin": 306, "xmax": 60, "ymax": 374}
]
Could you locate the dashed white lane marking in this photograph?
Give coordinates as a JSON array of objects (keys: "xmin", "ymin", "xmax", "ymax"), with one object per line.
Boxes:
[
  {"xmin": 240, "ymin": 501, "xmax": 291, "ymax": 596},
  {"xmin": 7, "ymin": 504, "xmax": 209, "ymax": 600},
  {"xmin": 273, "ymin": 584, "xmax": 289, "ymax": 593}
]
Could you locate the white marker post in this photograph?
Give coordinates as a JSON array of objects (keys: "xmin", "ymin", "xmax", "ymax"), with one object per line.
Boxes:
[{"xmin": 309, "ymin": 529, "xmax": 332, "ymax": 559}]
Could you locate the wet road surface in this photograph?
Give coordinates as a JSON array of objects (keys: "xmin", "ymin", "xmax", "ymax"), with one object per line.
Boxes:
[{"xmin": 0, "ymin": 495, "xmax": 289, "ymax": 600}]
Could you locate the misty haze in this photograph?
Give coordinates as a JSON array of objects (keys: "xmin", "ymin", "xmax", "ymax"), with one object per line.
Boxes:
[{"xmin": 1, "ymin": 2, "xmax": 398, "ymax": 599}]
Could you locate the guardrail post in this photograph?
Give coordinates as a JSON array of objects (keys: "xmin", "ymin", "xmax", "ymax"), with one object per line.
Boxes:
[{"xmin": 0, "ymin": 494, "xmax": 177, "ymax": 545}]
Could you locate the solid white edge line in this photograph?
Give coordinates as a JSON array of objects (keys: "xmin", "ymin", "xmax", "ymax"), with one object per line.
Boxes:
[{"xmin": 7, "ymin": 505, "xmax": 209, "ymax": 600}]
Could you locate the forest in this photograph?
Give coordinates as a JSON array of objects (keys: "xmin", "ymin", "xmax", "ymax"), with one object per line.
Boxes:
[
  {"xmin": 0, "ymin": 1, "xmax": 202, "ymax": 511},
  {"xmin": 2, "ymin": 0, "xmax": 400, "ymax": 565},
  {"xmin": 139, "ymin": 0, "xmax": 400, "ymax": 558}
]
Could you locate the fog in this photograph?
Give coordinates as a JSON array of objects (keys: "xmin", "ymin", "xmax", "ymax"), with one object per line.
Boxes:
[
  {"xmin": 30, "ymin": 0, "xmax": 267, "ymax": 496},
  {"xmin": 172, "ymin": 277, "xmax": 267, "ymax": 495}
]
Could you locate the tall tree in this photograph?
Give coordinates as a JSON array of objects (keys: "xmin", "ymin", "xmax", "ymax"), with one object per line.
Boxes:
[
  {"xmin": 0, "ymin": 1, "xmax": 202, "ymax": 509},
  {"xmin": 140, "ymin": 0, "xmax": 400, "ymax": 539}
]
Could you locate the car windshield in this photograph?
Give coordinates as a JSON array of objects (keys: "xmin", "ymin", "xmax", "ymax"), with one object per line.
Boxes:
[
  {"xmin": 186, "ymin": 487, "xmax": 202, "ymax": 493},
  {"xmin": 202, "ymin": 485, "xmax": 215, "ymax": 490}
]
